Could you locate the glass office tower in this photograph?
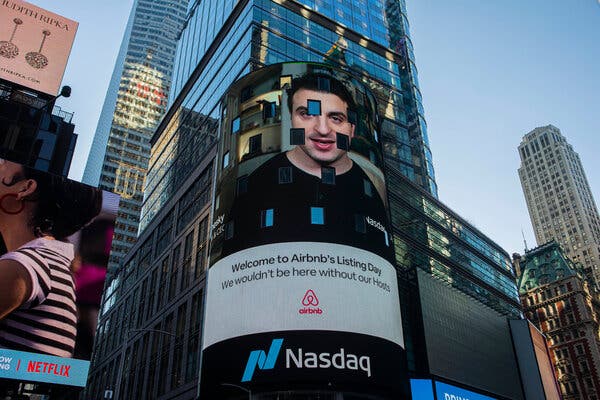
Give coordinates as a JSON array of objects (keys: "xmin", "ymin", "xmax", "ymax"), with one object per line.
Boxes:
[
  {"xmin": 87, "ymin": 1, "xmax": 528, "ymax": 399},
  {"xmin": 82, "ymin": 0, "xmax": 189, "ymax": 271}
]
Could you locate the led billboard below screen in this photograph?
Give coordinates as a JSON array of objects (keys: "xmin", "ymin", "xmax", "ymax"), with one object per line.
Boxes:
[
  {"xmin": 201, "ymin": 63, "xmax": 406, "ymax": 398},
  {"xmin": 410, "ymin": 379, "xmax": 499, "ymax": 400},
  {"xmin": 0, "ymin": 0, "xmax": 78, "ymax": 95},
  {"xmin": 434, "ymin": 382, "xmax": 497, "ymax": 400},
  {"xmin": 0, "ymin": 159, "xmax": 119, "ymax": 387},
  {"xmin": 0, "ymin": 349, "xmax": 89, "ymax": 387}
]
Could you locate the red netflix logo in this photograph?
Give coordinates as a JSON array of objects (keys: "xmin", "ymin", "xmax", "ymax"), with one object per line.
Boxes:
[
  {"xmin": 27, "ymin": 361, "xmax": 70, "ymax": 377},
  {"xmin": 299, "ymin": 289, "xmax": 323, "ymax": 315}
]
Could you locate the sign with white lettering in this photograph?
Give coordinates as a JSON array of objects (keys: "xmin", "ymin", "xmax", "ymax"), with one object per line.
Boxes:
[
  {"xmin": 203, "ymin": 242, "xmax": 402, "ymax": 348},
  {"xmin": 0, "ymin": 0, "xmax": 78, "ymax": 95},
  {"xmin": 0, "ymin": 349, "xmax": 90, "ymax": 387}
]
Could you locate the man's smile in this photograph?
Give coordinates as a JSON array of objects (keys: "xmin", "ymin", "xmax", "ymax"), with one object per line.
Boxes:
[{"xmin": 310, "ymin": 137, "xmax": 336, "ymax": 150}]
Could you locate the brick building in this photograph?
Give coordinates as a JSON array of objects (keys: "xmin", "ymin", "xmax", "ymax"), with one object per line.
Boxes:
[{"xmin": 516, "ymin": 241, "xmax": 600, "ymax": 399}]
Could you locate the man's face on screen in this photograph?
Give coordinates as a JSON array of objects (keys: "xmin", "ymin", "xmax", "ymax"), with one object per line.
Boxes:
[{"xmin": 290, "ymin": 88, "xmax": 354, "ymax": 170}]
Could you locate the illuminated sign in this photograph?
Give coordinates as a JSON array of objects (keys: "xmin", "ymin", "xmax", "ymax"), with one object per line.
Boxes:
[
  {"xmin": 410, "ymin": 379, "xmax": 498, "ymax": 400},
  {"xmin": 0, "ymin": 0, "xmax": 78, "ymax": 95},
  {"xmin": 435, "ymin": 382, "xmax": 497, "ymax": 400},
  {"xmin": 200, "ymin": 63, "xmax": 406, "ymax": 397},
  {"xmin": 0, "ymin": 349, "xmax": 90, "ymax": 387}
]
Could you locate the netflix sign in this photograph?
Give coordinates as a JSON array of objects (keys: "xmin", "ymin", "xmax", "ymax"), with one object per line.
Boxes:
[{"xmin": 0, "ymin": 349, "xmax": 90, "ymax": 387}]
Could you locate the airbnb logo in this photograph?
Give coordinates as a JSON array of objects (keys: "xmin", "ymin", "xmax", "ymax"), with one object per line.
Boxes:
[
  {"xmin": 299, "ymin": 289, "xmax": 323, "ymax": 315},
  {"xmin": 302, "ymin": 289, "xmax": 319, "ymax": 306}
]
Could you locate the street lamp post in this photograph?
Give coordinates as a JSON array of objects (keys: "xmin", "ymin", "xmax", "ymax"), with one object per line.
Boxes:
[
  {"xmin": 220, "ymin": 382, "xmax": 252, "ymax": 400},
  {"xmin": 112, "ymin": 329, "xmax": 176, "ymax": 400}
]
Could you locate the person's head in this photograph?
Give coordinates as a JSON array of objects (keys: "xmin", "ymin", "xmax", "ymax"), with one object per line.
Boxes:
[
  {"xmin": 0, "ymin": 158, "xmax": 103, "ymax": 240},
  {"xmin": 286, "ymin": 73, "xmax": 356, "ymax": 171}
]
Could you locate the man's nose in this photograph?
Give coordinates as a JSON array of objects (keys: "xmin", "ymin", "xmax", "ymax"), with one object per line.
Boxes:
[{"xmin": 314, "ymin": 116, "xmax": 331, "ymax": 135}]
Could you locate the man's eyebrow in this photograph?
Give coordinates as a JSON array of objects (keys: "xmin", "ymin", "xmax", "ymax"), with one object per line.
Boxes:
[
  {"xmin": 294, "ymin": 106, "xmax": 308, "ymax": 112},
  {"xmin": 327, "ymin": 111, "xmax": 347, "ymax": 119}
]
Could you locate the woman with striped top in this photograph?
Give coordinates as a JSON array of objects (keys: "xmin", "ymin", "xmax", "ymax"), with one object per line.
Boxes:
[{"xmin": 0, "ymin": 159, "xmax": 102, "ymax": 357}]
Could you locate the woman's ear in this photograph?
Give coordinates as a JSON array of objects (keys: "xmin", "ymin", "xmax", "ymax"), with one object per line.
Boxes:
[{"xmin": 17, "ymin": 179, "xmax": 37, "ymax": 200}]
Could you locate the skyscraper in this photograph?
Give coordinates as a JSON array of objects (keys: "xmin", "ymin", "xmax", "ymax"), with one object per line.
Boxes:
[
  {"xmin": 518, "ymin": 125, "xmax": 600, "ymax": 284},
  {"xmin": 82, "ymin": 0, "xmax": 188, "ymax": 271},
  {"xmin": 86, "ymin": 1, "xmax": 539, "ymax": 399}
]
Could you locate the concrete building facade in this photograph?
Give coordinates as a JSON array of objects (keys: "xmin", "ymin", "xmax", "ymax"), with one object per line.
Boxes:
[{"xmin": 518, "ymin": 125, "xmax": 600, "ymax": 284}]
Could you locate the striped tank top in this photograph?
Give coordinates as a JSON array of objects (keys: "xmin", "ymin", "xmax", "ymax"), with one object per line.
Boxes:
[{"xmin": 0, "ymin": 238, "xmax": 77, "ymax": 357}]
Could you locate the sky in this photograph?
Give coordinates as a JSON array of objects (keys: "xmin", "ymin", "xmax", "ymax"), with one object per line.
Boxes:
[{"xmin": 26, "ymin": 0, "xmax": 600, "ymax": 257}]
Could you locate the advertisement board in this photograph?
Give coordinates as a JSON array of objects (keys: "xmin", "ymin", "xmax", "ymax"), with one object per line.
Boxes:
[
  {"xmin": 0, "ymin": 349, "xmax": 90, "ymax": 387},
  {"xmin": 0, "ymin": 0, "xmax": 78, "ymax": 95},
  {"xmin": 0, "ymin": 159, "xmax": 118, "ymax": 389},
  {"xmin": 410, "ymin": 379, "xmax": 498, "ymax": 400},
  {"xmin": 201, "ymin": 63, "xmax": 406, "ymax": 397}
]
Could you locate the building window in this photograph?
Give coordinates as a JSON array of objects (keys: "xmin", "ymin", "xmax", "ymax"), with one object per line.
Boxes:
[
  {"xmin": 316, "ymin": 76, "xmax": 330, "ymax": 91},
  {"xmin": 348, "ymin": 109, "xmax": 357, "ymax": 126},
  {"xmin": 364, "ymin": 179, "xmax": 373, "ymax": 197},
  {"xmin": 232, "ymin": 116, "xmax": 240, "ymax": 134},
  {"xmin": 321, "ymin": 166, "xmax": 335, "ymax": 185},
  {"xmin": 261, "ymin": 209, "xmax": 274, "ymax": 228},
  {"xmin": 237, "ymin": 175, "xmax": 248, "ymax": 195},
  {"xmin": 262, "ymin": 101, "xmax": 276, "ymax": 119},
  {"xmin": 307, "ymin": 99, "xmax": 321, "ymax": 115},
  {"xmin": 311, "ymin": 207, "xmax": 325, "ymax": 225},
  {"xmin": 225, "ymin": 221, "xmax": 234, "ymax": 240},
  {"xmin": 369, "ymin": 150, "xmax": 377, "ymax": 164},
  {"xmin": 249, "ymin": 134, "xmax": 262, "ymax": 154},
  {"xmin": 290, "ymin": 128, "xmax": 305, "ymax": 145},
  {"xmin": 336, "ymin": 132, "xmax": 349, "ymax": 150},
  {"xmin": 222, "ymin": 151, "xmax": 230, "ymax": 169},
  {"xmin": 355, "ymin": 214, "xmax": 366, "ymax": 233},
  {"xmin": 279, "ymin": 167, "xmax": 292, "ymax": 184}
]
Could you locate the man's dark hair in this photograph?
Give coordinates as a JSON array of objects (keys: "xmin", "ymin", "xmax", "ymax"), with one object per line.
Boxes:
[{"xmin": 286, "ymin": 73, "xmax": 355, "ymax": 114}]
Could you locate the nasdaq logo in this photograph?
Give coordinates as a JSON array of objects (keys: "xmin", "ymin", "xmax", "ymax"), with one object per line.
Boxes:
[{"xmin": 241, "ymin": 338, "xmax": 283, "ymax": 382}]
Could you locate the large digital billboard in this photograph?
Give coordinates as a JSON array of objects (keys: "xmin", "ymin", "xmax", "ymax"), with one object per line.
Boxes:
[
  {"xmin": 0, "ymin": 0, "xmax": 78, "ymax": 95},
  {"xmin": 0, "ymin": 158, "xmax": 118, "ymax": 389},
  {"xmin": 201, "ymin": 63, "xmax": 406, "ymax": 397}
]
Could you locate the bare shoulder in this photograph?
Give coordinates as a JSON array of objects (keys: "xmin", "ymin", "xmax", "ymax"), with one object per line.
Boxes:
[{"xmin": 0, "ymin": 258, "xmax": 33, "ymax": 320}]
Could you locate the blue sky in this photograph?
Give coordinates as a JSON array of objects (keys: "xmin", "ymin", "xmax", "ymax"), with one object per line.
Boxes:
[
  {"xmin": 28, "ymin": 0, "xmax": 600, "ymax": 257},
  {"xmin": 406, "ymin": 0, "xmax": 600, "ymax": 256}
]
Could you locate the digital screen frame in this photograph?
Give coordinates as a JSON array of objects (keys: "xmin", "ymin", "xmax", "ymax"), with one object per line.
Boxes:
[{"xmin": 201, "ymin": 63, "xmax": 406, "ymax": 397}]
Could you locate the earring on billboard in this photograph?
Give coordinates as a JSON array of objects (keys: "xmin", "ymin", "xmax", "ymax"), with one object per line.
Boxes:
[
  {"xmin": 0, "ymin": 18, "xmax": 23, "ymax": 59},
  {"xmin": 26, "ymin": 30, "xmax": 51, "ymax": 69},
  {"xmin": 0, "ymin": 194, "xmax": 24, "ymax": 215}
]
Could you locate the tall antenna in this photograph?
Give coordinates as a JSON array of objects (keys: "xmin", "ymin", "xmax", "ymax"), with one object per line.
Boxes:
[{"xmin": 521, "ymin": 229, "xmax": 529, "ymax": 252}]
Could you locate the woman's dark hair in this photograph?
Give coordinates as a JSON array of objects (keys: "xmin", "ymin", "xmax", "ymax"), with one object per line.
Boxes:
[{"xmin": 23, "ymin": 167, "xmax": 103, "ymax": 240}]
